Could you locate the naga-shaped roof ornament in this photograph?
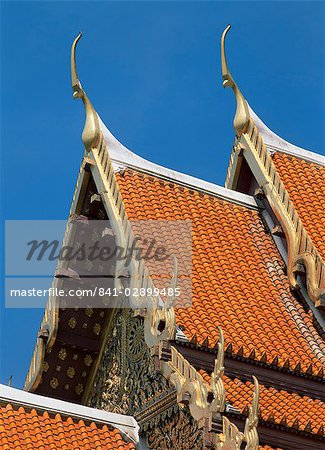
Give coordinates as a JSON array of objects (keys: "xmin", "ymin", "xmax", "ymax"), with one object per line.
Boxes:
[
  {"xmin": 243, "ymin": 375, "xmax": 260, "ymax": 449},
  {"xmin": 71, "ymin": 32, "xmax": 100, "ymax": 151},
  {"xmin": 221, "ymin": 25, "xmax": 250, "ymax": 135},
  {"xmin": 210, "ymin": 326, "xmax": 226, "ymax": 412}
]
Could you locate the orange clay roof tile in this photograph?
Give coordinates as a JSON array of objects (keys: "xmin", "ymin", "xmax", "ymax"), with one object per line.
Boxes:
[
  {"xmin": 272, "ymin": 152, "xmax": 325, "ymax": 260},
  {"xmin": 200, "ymin": 371, "xmax": 325, "ymax": 436},
  {"xmin": 115, "ymin": 169, "xmax": 325, "ymax": 374},
  {"xmin": 0, "ymin": 403, "xmax": 135, "ymax": 449}
]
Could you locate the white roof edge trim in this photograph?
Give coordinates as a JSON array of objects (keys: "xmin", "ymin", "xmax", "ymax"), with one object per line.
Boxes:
[
  {"xmin": 248, "ymin": 105, "xmax": 325, "ymax": 166},
  {"xmin": 98, "ymin": 116, "xmax": 258, "ymax": 209},
  {"xmin": 0, "ymin": 384, "xmax": 139, "ymax": 444}
]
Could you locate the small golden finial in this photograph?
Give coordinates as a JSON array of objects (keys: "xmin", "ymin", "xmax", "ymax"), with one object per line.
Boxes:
[
  {"xmin": 243, "ymin": 375, "xmax": 260, "ymax": 449},
  {"xmin": 71, "ymin": 32, "xmax": 100, "ymax": 151},
  {"xmin": 210, "ymin": 327, "xmax": 226, "ymax": 413},
  {"xmin": 71, "ymin": 32, "xmax": 83, "ymax": 99},
  {"xmin": 221, "ymin": 25, "xmax": 250, "ymax": 135}
]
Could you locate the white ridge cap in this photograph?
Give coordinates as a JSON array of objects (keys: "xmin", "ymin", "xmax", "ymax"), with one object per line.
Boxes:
[
  {"xmin": 0, "ymin": 384, "xmax": 139, "ymax": 444},
  {"xmin": 248, "ymin": 105, "xmax": 325, "ymax": 166},
  {"xmin": 98, "ymin": 116, "xmax": 258, "ymax": 209}
]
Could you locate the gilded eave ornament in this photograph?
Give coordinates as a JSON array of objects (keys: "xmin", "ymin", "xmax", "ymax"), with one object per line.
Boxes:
[
  {"xmin": 71, "ymin": 32, "xmax": 100, "ymax": 151},
  {"xmin": 210, "ymin": 327, "xmax": 225, "ymax": 412},
  {"xmin": 143, "ymin": 256, "xmax": 178, "ymax": 348},
  {"xmin": 215, "ymin": 375, "xmax": 259, "ymax": 450},
  {"xmin": 221, "ymin": 25, "xmax": 250, "ymax": 135},
  {"xmin": 243, "ymin": 376, "xmax": 259, "ymax": 449}
]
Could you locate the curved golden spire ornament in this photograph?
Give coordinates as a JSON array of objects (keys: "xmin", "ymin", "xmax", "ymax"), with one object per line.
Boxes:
[
  {"xmin": 243, "ymin": 375, "xmax": 260, "ymax": 449},
  {"xmin": 210, "ymin": 327, "xmax": 225, "ymax": 412},
  {"xmin": 221, "ymin": 25, "xmax": 250, "ymax": 135},
  {"xmin": 71, "ymin": 32, "xmax": 100, "ymax": 151}
]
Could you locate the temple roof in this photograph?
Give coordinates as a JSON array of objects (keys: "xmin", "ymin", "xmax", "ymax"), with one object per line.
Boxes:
[
  {"xmin": 115, "ymin": 167, "xmax": 325, "ymax": 374},
  {"xmin": 200, "ymin": 371, "xmax": 325, "ymax": 436},
  {"xmin": 248, "ymin": 106, "xmax": 325, "ymax": 166},
  {"xmin": 22, "ymin": 28, "xmax": 324, "ymax": 449},
  {"xmin": 98, "ymin": 116, "xmax": 257, "ymax": 209},
  {"xmin": 0, "ymin": 384, "xmax": 138, "ymax": 448},
  {"xmin": 272, "ymin": 152, "xmax": 325, "ymax": 260},
  {"xmin": 95, "ymin": 84, "xmax": 324, "ymax": 447},
  {"xmin": 247, "ymin": 107, "xmax": 325, "ymax": 261}
]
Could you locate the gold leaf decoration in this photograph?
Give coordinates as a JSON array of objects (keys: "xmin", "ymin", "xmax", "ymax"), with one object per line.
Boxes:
[
  {"xmin": 93, "ymin": 323, "xmax": 101, "ymax": 335},
  {"xmin": 64, "ymin": 384, "xmax": 70, "ymax": 390},
  {"xmin": 84, "ymin": 354, "xmax": 93, "ymax": 366},
  {"xmin": 82, "ymin": 371, "xmax": 87, "ymax": 378},
  {"xmin": 67, "ymin": 366, "xmax": 75, "ymax": 379},
  {"xmin": 85, "ymin": 308, "xmax": 93, "ymax": 317},
  {"xmin": 42, "ymin": 361, "xmax": 49, "ymax": 373},
  {"xmin": 55, "ymin": 365, "xmax": 61, "ymax": 372},
  {"xmin": 68, "ymin": 317, "xmax": 77, "ymax": 329},
  {"xmin": 58, "ymin": 348, "xmax": 67, "ymax": 360},
  {"xmin": 82, "ymin": 323, "xmax": 88, "ymax": 329},
  {"xmin": 73, "ymin": 354, "xmax": 78, "ymax": 360},
  {"xmin": 50, "ymin": 377, "xmax": 59, "ymax": 389},
  {"xmin": 75, "ymin": 383, "xmax": 84, "ymax": 395}
]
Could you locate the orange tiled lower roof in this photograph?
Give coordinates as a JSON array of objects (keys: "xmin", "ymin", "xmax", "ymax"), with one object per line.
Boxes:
[
  {"xmin": 225, "ymin": 377, "xmax": 325, "ymax": 435},
  {"xmin": 272, "ymin": 152, "xmax": 325, "ymax": 260},
  {"xmin": 0, "ymin": 403, "xmax": 135, "ymax": 450},
  {"xmin": 200, "ymin": 371, "xmax": 325, "ymax": 435},
  {"xmin": 116, "ymin": 169, "xmax": 325, "ymax": 373}
]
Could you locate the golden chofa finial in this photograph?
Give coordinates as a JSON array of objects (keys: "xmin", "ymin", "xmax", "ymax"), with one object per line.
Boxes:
[
  {"xmin": 71, "ymin": 32, "xmax": 100, "ymax": 151},
  {"xmin": 221, "ymin": 25, "xmax": 250, "ymax": 135},
  {"xmin": 243, "ymin": 375, "xmax": 260, "ymax": 448}
]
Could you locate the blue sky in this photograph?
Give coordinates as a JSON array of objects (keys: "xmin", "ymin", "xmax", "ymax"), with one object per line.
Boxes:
[{"xmin": 1, "ymin": 1, "xmax": 324, "ymax": 388}]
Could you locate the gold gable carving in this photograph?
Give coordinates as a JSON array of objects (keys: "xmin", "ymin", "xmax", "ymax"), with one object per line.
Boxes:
[
  {"xmin": 154, "ymin": 331, "xmax": 225, "ymax": 441},
  {"xmin": 154, "ymin": 332, "xmax": 259, "ymax": 449},
  {"xmin": 222, "ymin": 27, "xmax": 325, "ymax": 308},
  {"xmin": 146, "ymin": 407, "xmax": 204, "ymax": 450},
  {"xmin": 236, "ymin": 120, "xmax": 325, "ymax": 307},
  {"xmin": 214, "ymin": 378, "xmax": 259, "ymax": 450},
  {"xmin": 215, "ymin": 416, "xmax": 243, "ymax": 450}
]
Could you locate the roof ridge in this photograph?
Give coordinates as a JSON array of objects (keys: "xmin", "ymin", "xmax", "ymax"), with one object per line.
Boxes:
[
  {"xmin": 0, "ymin": 384, "xmax": 139, "ymax": 443},
  {"xmin": 248, "ymin": 105, "xmax": 325, "ymax": 167},
  {"xmin": 98, "ymin": 116, "xmax": 258, "ymax": 210}
]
